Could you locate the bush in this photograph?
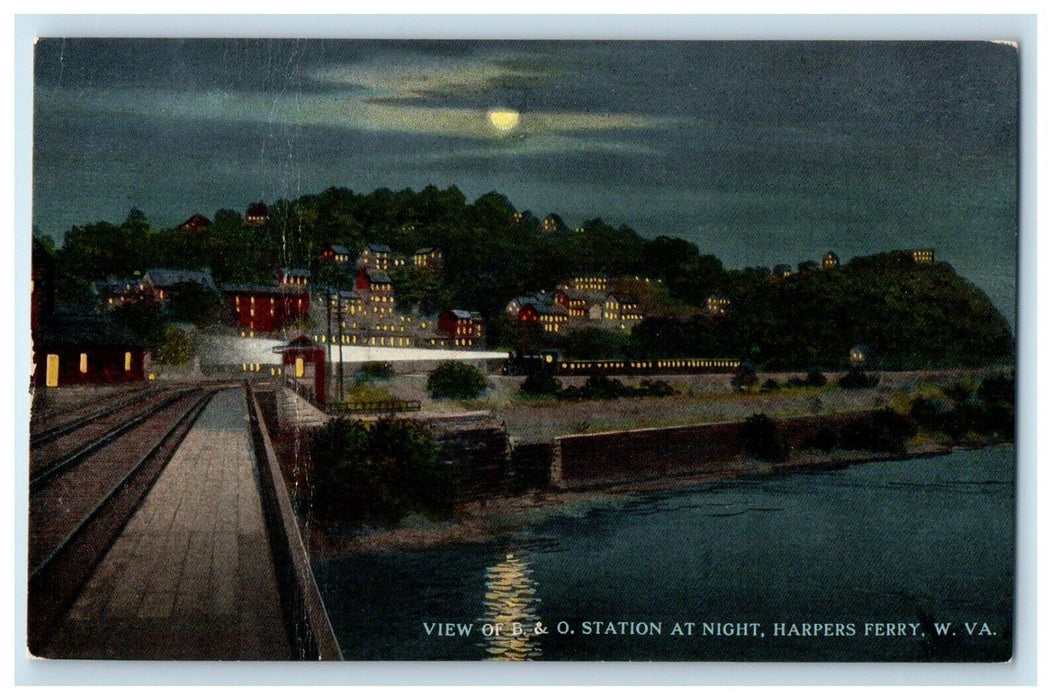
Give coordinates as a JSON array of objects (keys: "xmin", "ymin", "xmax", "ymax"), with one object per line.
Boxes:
[
  {"xmin": 154, "ymin": 326, "xmax": 195, "ymax": 366},
  {"xmin": 731, "ymin": 364, "xmax": 759, "ymax": 393},
  {"xmin": 519, "ymin": 372, "xmax": 562, "ymax": 397},
  {"xmin": 802, "ymin": 426, "xmax": 839, "ymax": 452},
  {"xmin": 839, "ymin": 408, "xmax": 914, "ymax": 453},
  {"xmin": 309, "ymin": 417, "xmax": 445, "ymax": 525},
  {"xmin": 357, "ymin": 361, "xmax": 394, "ymax": 382},
  {"xmin": 838, "ymin": 369, "xmax": 880, "ymax": 389},
  {"xmin": 760, "ymin": 378, "xmax": 781, "ymax": 393},
  {"xmin": 739, "ymin": 413, "xmax": 789, "ymax": 461},
  {"xmin": 426, "ymin": 361, "xmax": 488, "ymax": 400},
  {"xmin": 554, "ymin": 374, "xmax": 676, "ymax": 401},
  {"xmin": 805, "ymin": 368, "xmax": 828, "ymax": 387}
]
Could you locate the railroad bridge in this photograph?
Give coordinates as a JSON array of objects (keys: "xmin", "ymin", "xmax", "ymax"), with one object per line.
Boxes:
[{"xmin": 27, "ymin": 382, "xmax": 341, "ymax": 660}]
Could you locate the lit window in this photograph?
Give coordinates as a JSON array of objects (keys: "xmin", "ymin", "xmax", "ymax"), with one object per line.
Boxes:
[
  {"xmin": 125, "ymin": 352, "xmax": 132, "ymax": 371},
  {"xmin": 79, "ymin": 353, "xmax": 88, "ymax": 373}
]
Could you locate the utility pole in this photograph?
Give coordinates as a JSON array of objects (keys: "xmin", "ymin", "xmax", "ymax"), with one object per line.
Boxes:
[{"xmin": 335, "ymin": 290, "xmax": 345, "ymax": 403}]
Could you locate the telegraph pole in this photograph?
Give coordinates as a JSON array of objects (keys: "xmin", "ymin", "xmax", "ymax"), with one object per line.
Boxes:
[{"xmin": 335, "ymin": 290, "xmax": 345, "ymax": 403}]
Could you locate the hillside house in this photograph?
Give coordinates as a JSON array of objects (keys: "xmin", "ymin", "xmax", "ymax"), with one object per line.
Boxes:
[
  {"xmin": 518, "ymin": 301, "xmax": 569, "ymax": 334},
  {"xmin": 143, "ymin": 268, "xmax": 217, "ymax": 303},
  {"xmin": 96, "ymin": 277, "xmax": 150, "ymax": 310},
  {"xmin": 413, "ymin": 247, "xmax": 443, "ymax": 270},
  {"xmin": 603, "ymin": 293, "xmax": 643, "ymax": 331},
  {"xmin": 277, "ymin": 267, "xmax": 310, "ymax": 288},
  {"xmin": 438, "ymin": 309, "xmax": 485, "ymax": 347},
  {"xmin": 772, "ymin": 264, "xmax": 793, "ymax": 279},
  {"xmin": 222, "ymin": 283, "xmax": 310, "ymax": 335},
  {"xmin": 243, "ymin": 201, "xmax": 268, "ymax": 227},
  {"xmin": 321, "ymin": 244, "xmax": 351, "ymax": 264},
  {"xmin": 568, "ymin": 276, "xmax": 610, "ymax": 293},
  {"xmin": 553, "ymin": 287, "xmax": 588, "ymax": 318},
  {"xmin": 359, "ymin": 243, "xmax": 395, "ymax": 271},
  {"xmin": 822, "ymin": 251, "xmax": 840, "ymax": 270},
  {"xmin": 705, "ymin": 294, "xmax": 731, "ymax": 317},
  {"xmin": 179, "ymin": 213, "xmax": 211, "ymax": 232},
  {"xmin": 355, "ymin": 269, "xmax": 396, "ymax": 316},
  {"xmin": 506, "ymin": 293, "xmax": 551, "ymax": 316}
]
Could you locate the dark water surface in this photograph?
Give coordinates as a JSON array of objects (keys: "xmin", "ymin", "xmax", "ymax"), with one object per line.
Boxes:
[{"xmin": 314, "ymin": 445, "xmax": 1014, "ymax": 661}]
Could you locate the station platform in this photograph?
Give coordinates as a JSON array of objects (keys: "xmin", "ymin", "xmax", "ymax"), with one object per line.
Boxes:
[{"xmin": 40, "ymin": 389, "xmax": 292, "ymax": 660}]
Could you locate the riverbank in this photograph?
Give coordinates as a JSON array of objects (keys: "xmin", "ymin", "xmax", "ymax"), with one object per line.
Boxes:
[{"xmin": 303, "ymin": 441, "xmax": 972, "ymax": 561}]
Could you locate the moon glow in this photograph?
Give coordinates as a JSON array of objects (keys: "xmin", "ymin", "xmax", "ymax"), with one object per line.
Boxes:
[{"xmin": 487, "ymin": 108, "xmax": 521, "ymax": 132}]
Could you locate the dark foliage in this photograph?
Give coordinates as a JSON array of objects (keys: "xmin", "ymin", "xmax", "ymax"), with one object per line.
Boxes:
[
  {"xmin": 426, "ymin": 361, "xmax": 488, "ymax": 400},
  {"xmin": 839, "ymin": 408, "xmax": 915, "ymax": 453},
  {"xmin": 760, "ymin": 378, "xmax": 781, "ymax": 393},
  {"xmin": 554, "ymin": 374, "xmax": 676, "ymax": 401},
  {"xmin": 805, "ymin": 368, "xmax": 828, "ymax": 387},
  {"xmin": 518, "ymin": 372, "xmax": 562, "ymax": 397},
  {"xmin": 731, "ymin": 364, "xmax": 759, "ymax": 392},
  {"xmin": 357, "ymin": 361, "xmax": 394, "ymax": 381},
  {"xmin": 739, "ymin": 413, "xmax": 790, "ymax": 461},
  {"xmin": 308, "ymin": 417, "xmax": 446, "ymax": 525},
  {"xmin": 49, "ymin": 192, "xmax": 1013, "ymax": 372},
  {"xmin": 838, "ymin": 369, "xmax": 881, "ymax": 389}
]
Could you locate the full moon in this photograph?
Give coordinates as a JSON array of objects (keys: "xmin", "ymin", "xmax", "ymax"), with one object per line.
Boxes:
[{"xmin": 487, "ymin": 108, "xmax": 520, "ymax": 132}]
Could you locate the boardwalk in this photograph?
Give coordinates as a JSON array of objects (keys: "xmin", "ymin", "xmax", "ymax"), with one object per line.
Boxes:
[{"xmin": 39, "ymin": 389, "xmax": 292, "ymax": 660}]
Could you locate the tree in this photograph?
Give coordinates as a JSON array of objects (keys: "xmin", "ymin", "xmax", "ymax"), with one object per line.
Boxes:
[
  {"xmin": 309, "ymin": 417, "xmax": 445, "ymax": 525},
  {"xmin": 154, "ymin": 326, "xmax": 195, "ymax": 366},
  {"xmin": 740, "ymin": 414, "xmax": 789, "ymax": 461},
  {"xmin": 426, "ymin": 361, "xmax": 489, "ymax": 400}
]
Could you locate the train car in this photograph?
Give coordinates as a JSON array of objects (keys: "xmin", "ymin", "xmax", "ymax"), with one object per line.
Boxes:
[{"xmin": 556, "ymin": 357, "xmax": 743, "ymax": 376}]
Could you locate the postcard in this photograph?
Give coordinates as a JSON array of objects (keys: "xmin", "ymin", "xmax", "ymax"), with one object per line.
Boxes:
[{"xmin": 27, "ymin": 37, "xmax": 1019, "ymax": 665}]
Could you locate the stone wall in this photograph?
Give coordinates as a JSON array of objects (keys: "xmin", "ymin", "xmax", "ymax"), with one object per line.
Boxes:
[{"xmin": 552, "ymin": 412, "xmax": 873, "ymax": 486}]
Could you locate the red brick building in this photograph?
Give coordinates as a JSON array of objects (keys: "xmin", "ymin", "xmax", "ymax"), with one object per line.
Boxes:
[
  {"xmin": 221, "ymin": 284, "xmax": 310, "ymax": 334},
  {"xmin": 33, "ymin": 316, "xmax": 147, "ymax": 387},
  {"xmin": 437, "ymin": 309, "xmax": 484, "ymax": 347}
]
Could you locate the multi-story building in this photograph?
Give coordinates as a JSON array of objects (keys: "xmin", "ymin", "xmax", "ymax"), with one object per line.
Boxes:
[
  {"xmin": 437, "ymin": 309, "xmax": 485, "ymax": 347},
  {"xmin": 552, "ymin": 287, "xmax": 588, "ymax": 318},
  {"xmin": 179, "ymin": 213, "xmax": 211, "ymax": 232},
  {"xmin": 568, "ymin": 276, "xmax": 610, "ymax": 293},
  {"xmin": 603, "ymin": 293, "xmax": 643, "ymax": 331},
  {"xmin": 355, "ymin": 268, "xmax": 396, "ymax": 316},
  {"xmin": 413, "ymin": 246, "xmax": 444, "ymax": 270},
  {"xmin": 705, "ymin": 294, "xmax": 731, "ymax": 317},
  {"xmin": 222, "ymin": 283, "xmax": 310, "ymax": 336},
  {"xmin": 359, "ymin": 243, "xmax": 395, "ymax": 271},
  {"xmin": 822, "ymin": 251, "xmax": 840, "ymax": 270}
]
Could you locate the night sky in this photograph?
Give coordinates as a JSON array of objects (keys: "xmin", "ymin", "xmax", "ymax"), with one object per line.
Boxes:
[{"xmin": 32, "ymin": 39, "xmax": 1018, "ymax": 322}]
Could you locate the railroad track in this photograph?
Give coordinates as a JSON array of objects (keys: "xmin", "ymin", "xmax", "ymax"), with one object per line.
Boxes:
[
  {"xmin": 30, "ymin": 384, "xmax": 161, "ymax": 442},
  {"xmin": 27, "ymin": 386, "xmax": 220, "ymax": 654}
]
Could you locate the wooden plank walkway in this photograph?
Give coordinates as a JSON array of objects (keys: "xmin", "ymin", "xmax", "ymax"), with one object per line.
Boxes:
[{"xmin": 39, "ymin": 389, "xmax": 292, "ymax": 660}]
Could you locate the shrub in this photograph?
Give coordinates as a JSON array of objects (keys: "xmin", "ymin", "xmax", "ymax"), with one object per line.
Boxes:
[
  {"xmin": 426, "ymin": 361, "xmax": 488, "ymax": 400},
  {"xmin": 838, "ymin": 369, "xmax": 880, "ymax": 389},
  {"xmin": 739, "ymin": 413, "xmax": 789, "ymax": 461},
  {"xmin": 309, "ymin": 417, "xmax": 445, "ymax": 525},
  {"xmin": 154, "ymin": 326, "xmax": 195, "ymax": 366},
  {"xmin": 805, "ymin": 368, "xmax": 828, "ymax": 387},
  {"xmin": 760, "ymin": 378, "xmax": 781, "ymax": 393},
  {"xmin": 839, "ymin": 408, "xmax": 914, "ymax": 453},
  {"xmin": 802, "ymin": 426, "xmax": 839, "ymax": 452},
  {"xmin": 519, "ymin": 372, "xmax": 562, "ymax": 397},
  {"xmin": 357, "ymin": 361, "xmax": 394, "ymax": 382},
  {"xmin": 731, "ymin": 364, "xmax": 759, "ymax": 392}
]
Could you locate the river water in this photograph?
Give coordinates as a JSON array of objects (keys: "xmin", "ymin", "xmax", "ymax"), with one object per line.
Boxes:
[{"xmin": 314, "ymin": 445, "xmax": 1014, "ymax": 661}]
